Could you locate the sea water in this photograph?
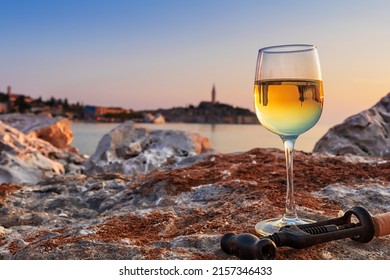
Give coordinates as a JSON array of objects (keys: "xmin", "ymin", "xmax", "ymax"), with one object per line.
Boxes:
[{"xmin": 71, "ymin": 122, "xmax": 330, "ymax": 156}]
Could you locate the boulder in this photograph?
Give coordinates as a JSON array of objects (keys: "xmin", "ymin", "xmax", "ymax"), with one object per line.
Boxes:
[
  {"xmin": 313, "ymin": 93, "xmax": 390, "ymax": 156},
  {"xmin": 0, "ymin": 113, "xmax": 73, "ymax": 149},
  {"xmin": 0, "ymin": 148, "xmax": 389, "ymax": 260},
  {"xmin": 0, "ymin": 120, "xmax": 84, "ymax": 184},
  {"xmin": 143, "ymin": 113, "xmax": 166, "ymax": 124},
  {"xmin": 84, "ymin": 121, "xmax": 213, "ymax": 175}
]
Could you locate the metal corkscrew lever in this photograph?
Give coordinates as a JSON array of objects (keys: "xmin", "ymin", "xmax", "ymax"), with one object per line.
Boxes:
[{"xmin": 221, "ymin": 206, "xmax": 390, "ymax": 260}]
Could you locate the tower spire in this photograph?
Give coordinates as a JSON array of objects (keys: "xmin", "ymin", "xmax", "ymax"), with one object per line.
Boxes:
[{"xmin": 211, "ymin": 84, "xmax": 216, "ymax": 104}]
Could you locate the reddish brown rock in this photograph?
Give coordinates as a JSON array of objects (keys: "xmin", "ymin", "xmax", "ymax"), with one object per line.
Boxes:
[{"xmin": 0, "ymin": 148, "xmax": 389, "ymax": 260}]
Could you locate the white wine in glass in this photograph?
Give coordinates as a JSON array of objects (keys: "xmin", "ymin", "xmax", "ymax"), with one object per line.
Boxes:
[{"xmin": 253, "ymin": 44, "xmax": 324, "ymax": 236}]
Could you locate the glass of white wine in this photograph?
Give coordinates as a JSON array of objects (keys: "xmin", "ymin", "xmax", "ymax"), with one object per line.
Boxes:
[{"xmin": 253, "ymin": 44, "xmax": 324, "ymax": 236}]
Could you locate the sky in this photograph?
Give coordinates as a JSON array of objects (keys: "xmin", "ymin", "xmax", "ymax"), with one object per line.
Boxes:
[{"xmin": 1, "ymin": 0, "xmax": 390, "ymax": 126}]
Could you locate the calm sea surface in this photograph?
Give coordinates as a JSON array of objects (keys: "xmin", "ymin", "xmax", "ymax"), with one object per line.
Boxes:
[{"xmin": 71, "ymin": 122, "xmax": 331, "ymax": 155}]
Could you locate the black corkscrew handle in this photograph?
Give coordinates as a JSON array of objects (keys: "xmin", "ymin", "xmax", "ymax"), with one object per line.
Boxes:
[
  {"xmin": 270, "ymin": 206, "xmax": 376, "ymax": 249},
  {"xmin": 220, "ymin": 232, "xmax": 277, "ymax": 260}
]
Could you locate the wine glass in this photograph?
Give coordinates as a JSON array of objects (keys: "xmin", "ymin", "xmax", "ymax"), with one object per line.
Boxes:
[{"xmin": 253, "ymin": 44, "xmax": 324, "ymax": 236}]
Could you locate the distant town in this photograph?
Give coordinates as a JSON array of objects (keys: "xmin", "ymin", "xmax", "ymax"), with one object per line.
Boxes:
[{"xmin": 0, "ymin": 85, "xmax": 258, "ymax": 124}]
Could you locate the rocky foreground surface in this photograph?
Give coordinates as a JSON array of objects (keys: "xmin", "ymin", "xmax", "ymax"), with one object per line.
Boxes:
[{"xmin": 1, "ymin": 94, "xmax": 390, "ymax": 260}]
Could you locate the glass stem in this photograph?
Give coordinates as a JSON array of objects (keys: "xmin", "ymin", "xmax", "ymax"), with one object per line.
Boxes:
[{"xmin": 282, "ymin": 137, "xmax": 298, "ymax": 220}]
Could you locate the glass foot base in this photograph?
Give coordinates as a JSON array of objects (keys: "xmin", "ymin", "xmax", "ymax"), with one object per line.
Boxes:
[{"xmin": 255, "ymin": 216, "xmax": 315, "ymax": 236}]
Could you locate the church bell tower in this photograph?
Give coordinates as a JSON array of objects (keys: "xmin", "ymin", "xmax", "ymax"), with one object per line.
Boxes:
[{"xmin": 211, "ymin": 84, "xmax": 216, "ymax": 104}]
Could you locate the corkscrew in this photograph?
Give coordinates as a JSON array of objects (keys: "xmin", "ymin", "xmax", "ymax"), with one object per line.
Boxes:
[{"xmin": 221, "ymin": 206, "xmax": 390, "ymax": 260}]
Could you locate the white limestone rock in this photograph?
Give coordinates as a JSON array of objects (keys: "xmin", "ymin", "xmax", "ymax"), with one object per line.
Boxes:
[
  {"xmin": 0, "ymin": 121, "xmax": 65, "ymax": 183},
  {"xmin": 0, "ymin": 113, "xmax": 73, "ymax": 148},
  {"xmin": 84, "ymin": 121, "xmax": 213, "ymax": 175},
  {"xmin": 313, "ymin": 93, "xmax": 390, "ymax": 157},
  {"xmin": 0, "ymin": 120, "xmax": 84, "ymax": 184}
]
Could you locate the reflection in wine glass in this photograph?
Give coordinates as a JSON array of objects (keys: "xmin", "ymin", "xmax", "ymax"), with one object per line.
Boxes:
[{"xmin": 253, "ymin": 44, "xmax": 324, "ymax": 236}]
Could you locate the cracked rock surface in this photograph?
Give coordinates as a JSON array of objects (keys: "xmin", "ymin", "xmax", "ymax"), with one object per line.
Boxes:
[{"xmin": 1, "ymin": 148, "xmax": 389, "ymax": 260}]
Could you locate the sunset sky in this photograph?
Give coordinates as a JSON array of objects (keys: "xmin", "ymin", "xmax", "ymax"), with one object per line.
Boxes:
[{"xmin": 1, "ymin": 0, "xmax": 390, "ymax": 126}]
